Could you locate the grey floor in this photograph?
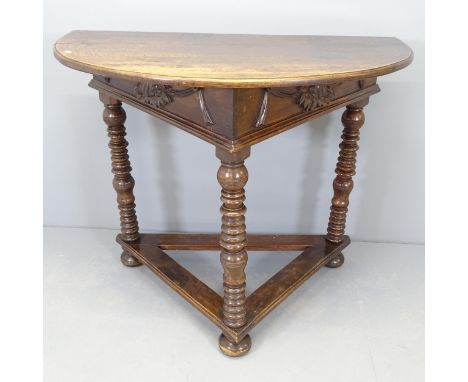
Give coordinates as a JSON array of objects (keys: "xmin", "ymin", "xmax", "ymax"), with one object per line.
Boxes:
[{"xmin": 44, "ymin": 227, "xmax": 424, "ymax": 382}]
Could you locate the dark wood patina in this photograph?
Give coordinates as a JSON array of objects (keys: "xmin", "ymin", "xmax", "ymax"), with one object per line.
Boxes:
[{"xmin": 54, "ymin": 31, "xmax": 413, "ymax": 357}]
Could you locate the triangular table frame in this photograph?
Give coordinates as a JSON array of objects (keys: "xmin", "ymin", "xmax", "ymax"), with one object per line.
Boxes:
[{"xmin": 117, "ymin": 233, "xmax": 349, "ymax": 345}]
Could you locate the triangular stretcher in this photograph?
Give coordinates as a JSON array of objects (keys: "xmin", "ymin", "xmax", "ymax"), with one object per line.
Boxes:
[{"xmin": 117, "ymin": 233, "xmax": 349, "ymax": 343}]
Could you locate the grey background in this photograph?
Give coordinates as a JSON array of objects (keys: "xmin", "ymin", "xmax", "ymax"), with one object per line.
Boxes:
[{"xmin": 44, "ymin": 0, "xmax": 424, "ymax": 243}]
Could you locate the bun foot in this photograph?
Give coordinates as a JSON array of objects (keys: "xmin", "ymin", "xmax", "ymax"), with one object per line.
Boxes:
[
  {"xmin": 120, "ymin": 251, "xmax": 142, "ymax": 267},
  {"xmin": 219, "ymin": 334, "xmax": 251, "ymax": 357},
  {"xmin": 326, "ymin": 252, "xmax": 344, "ymax": 268}
]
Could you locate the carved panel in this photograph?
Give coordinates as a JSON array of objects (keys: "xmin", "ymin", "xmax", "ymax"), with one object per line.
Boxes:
[
  {"xmin": 294, "ymin": 85, "xmax": 336, "ymax": 111},
  {"xmin": 90, "ymin": 75, "xmax": 379, "ymax": 151},
  {"xmin": 197, "ymin": 89, "xmax": 214, "ymax": 126},
  {"xmin": 132, "ymin": 82, "xmax": 214, "ymax": 126},
  {"xmin": 256, "ymin": 83, "xmax": 340, "ymax": 128},
  {"xmin": 134, "ymin": 83, "xmax": 196, "ymax": 108}
]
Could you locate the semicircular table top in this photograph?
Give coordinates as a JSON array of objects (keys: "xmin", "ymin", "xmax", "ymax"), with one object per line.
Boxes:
[{"xmin": 54, "ymin": 31, "xmax": 413, "ymax": 88}]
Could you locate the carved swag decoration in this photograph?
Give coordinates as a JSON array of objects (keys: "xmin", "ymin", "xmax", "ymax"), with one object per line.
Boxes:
[
  {"xmin": 134, "ymin": 82, "xmax": 214, "ymax": 126},
  {"xmin": 256, "ymin": 84, "xmax": 339, "ymax": 128}
]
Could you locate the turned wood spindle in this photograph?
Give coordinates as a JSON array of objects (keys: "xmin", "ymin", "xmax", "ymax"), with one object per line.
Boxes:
[
  {"xmin": 101, "ymin": 95, "xmax": 141, "ymax": 266},
  {"xmin": 56, "ymin": 31, "xmax": 414, "ymax": 358},
  {"xmin": 217, "ymin": 160, "xmax": 249, "ymax": 328},
  {"xmin": 216, "ymin": 148, "xmax": 252, "ymax": 357},
  {"xmin": 326, "ymin": 104, "xmax": 365, "ymax": 267}
]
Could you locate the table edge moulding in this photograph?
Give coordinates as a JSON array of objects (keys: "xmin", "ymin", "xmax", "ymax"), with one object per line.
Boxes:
[{"xmin": 53, "ymin": 30, "xmax": 413, "ymax": 357}]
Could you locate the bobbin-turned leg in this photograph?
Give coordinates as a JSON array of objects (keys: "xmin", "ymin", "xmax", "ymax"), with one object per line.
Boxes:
[
  {"xmin": 216, "ymin": 147, "xmax": 251, "ymax": 357},
  {"xmin": 326, "ymin": 100, "xmax": 367, "ymax": 268},
  {"xmin": 100, "ymin": 93, "xmax": 141, "ymax": 267}
]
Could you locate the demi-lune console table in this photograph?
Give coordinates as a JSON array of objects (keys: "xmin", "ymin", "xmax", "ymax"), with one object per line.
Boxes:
[{"xmin": 54, "ymin": 31, "xmax": 412, "ymax": 357}]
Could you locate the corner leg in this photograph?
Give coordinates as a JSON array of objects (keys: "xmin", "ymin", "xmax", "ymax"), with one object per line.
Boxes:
[
  {"xmin": 326, "ymin": 101, "xmax": 366, "ymax": 268},
  {"xmin": 100, "ymin": 93, "xmax": 141, "ymax": 267},
  {"xmin": 216, "ymin": 147, "xmax": 252, "ymax": 357}
]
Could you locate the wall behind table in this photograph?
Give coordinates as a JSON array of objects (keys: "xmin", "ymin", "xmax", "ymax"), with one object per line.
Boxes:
[{"xmin": 44, "ymin": 0, "xmax": 424, "ymax": 244}]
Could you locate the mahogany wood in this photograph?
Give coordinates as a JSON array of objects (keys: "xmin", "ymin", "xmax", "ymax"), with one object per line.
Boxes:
[{"xmin": 54, "ymin": 31, "xmax": 413, "ymax": 357}]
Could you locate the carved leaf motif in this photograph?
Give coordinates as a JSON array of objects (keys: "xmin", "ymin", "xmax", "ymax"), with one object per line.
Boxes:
[
  {"xmin": 133, "ymin": 82, "xmax": 215, "ymax": 126},
  {"xmin": 295, "ymin": 85, "xmax": 335, "ymax": 111},
  {"xmin": 255, "ymin": 83, "xmax": 338, "ymax": 128},
  {"xmin": 134, "ymin": 83, "xmax": 174, "ymax": 108}
]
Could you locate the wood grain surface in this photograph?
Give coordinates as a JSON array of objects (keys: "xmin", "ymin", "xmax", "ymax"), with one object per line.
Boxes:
[
  {"xmin": 54, "ymin": 31, "xmax": 413, "ymax": 88},
  {"xmin": 117, "ymin": 232, "xmax": 350, "ymax": 344},
  {"xmin": 54, "ymin": 30, "xmax": 413, "ymax": 356}
]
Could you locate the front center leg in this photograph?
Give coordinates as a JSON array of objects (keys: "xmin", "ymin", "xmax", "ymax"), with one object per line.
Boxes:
[{"xmin": 216, "ymin": 147, "xmax": 252, "ymax": 357}]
